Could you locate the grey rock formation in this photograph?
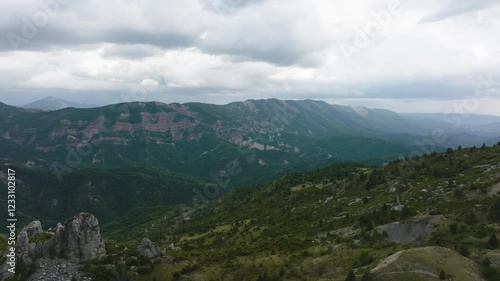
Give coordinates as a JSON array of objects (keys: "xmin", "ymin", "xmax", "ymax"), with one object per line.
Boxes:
[
  {"xmin": 16, "ymin": 213, "xmax": 106, "ymax": 263},
  {"xmin": 377, "ymin": 220, "xmax": 433, "ymax": 244},
  {"xmin": 50, "ymin": 213, "xmax": 106, "ymax": 262},
  {"xmin": 168, "ymin": 243, "xmax": 181, "ymax": 251},
  {"xmin": 2, "ymin": 214, "xmax": 105, "ymax": 280},
  {"xmin": 17, "ymin": 221, "xmax": 44, "ymax": 263},
  {"xmin": 136, "ymin": 238, "xmax": 161, "ymax": 258}
]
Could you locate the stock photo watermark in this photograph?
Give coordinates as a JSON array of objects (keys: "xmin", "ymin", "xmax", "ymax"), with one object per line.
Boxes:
[
  {"xmin": 340, "ymin": 0, "xmax": 402, "ymax": 63},
  {"xmin": 397, "ymin": 74, "xmax": 498, "ymax": 177},
  {"xmin": 209, "ymin": 0, "xmax": 248, "ymax": 14},
  {"xmin": 192, "ymin": 103, "xmax": 297, "ymax": 206},
  {"xmin": 6, "ymin": 168, "xmax": 17, "ymax": 274},
  {"xmin": 6, "ymin": 0, "xmax": 73, "ymax": 50}
]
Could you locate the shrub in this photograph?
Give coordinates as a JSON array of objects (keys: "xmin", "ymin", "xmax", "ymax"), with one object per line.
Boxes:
[
  {"xmin": 439, "ymin": 269, "xmax": 447, "ymax": 280},
  {"xmin": 358, "ymin": 251, "xmax": 373, "ymax": 266},
  {"xmin": 449, "ymin": 223, "xmax": 458, "ymax": 234},
  {"xmin": 487, "ymin": 234, "xmax": 498, "ymax": 249},
  {"xmin": 345, "ymin": 270, "xmax": 356, "ymax": 281},
  {"xmin": 137, "ymin": 265, "xmax": 154, "ymax": 275},
  {"xmin": 482, "ymin": 260, "xmax": 500, "ymax": 281},
  {"xmin": 361, "ymin": 272, "xmax": 374, "ymax": 281},
  {"xmin": 488, "ymin": 199, "xmax": 500, "ymax": 222},
  {"xmin": 459, "ymin": 245, "xmax": 469, "ymax": 257}
]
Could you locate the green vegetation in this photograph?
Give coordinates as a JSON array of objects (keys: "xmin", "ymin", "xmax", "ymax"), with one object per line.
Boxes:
[
  {"xmin": 0, "ymin": 166, "xmax": 207, "ymax": 230},
  {"xmin": 29, "ymin": 232, "xmax": 53, "ymax": 243},
  {"xmin": 3, "ymin": 127, "xmax": 500, "ymax": 280},
  {"xmin": 72, "ymin": 144, "xmax": 500, "ymax": 280}
]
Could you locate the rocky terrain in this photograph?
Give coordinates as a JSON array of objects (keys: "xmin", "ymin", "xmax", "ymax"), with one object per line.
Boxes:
[
  {"xmin": 1, "ymin": 213, "xmax": 105, "ymax": 281},
  {"xmin": 27, "ymin": 259, "xmax": 92, "ymax": 281}
]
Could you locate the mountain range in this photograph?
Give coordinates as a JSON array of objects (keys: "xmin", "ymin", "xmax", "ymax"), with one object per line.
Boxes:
[
  {"xmin": 2, "ymin": 100, "xmax": 500, "ymax": 177},
  {"xmin": 22, "ymin": 96, "xmax": 99, "ymax": 111},
  {"xmin": 1, "ymin": 98, "xmax": 500, "ymax": 230}
]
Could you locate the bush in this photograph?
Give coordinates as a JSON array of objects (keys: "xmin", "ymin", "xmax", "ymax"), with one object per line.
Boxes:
[
  {"xmin": 361, "ymin": 272, "xmax": 374, "ymax": 281},
  {"xmin": 459, "ymin": 245, "xmax": 469, "ymax": 257},
  {"xmin": 487, "ymin": 234, "xmax": 498, "ymax": 249},
  {"xmin": 449, "ymin": 223, "xmax": 458, "ymax": 234},
  {"xmin": 137, "ymin": 265, "xmax": 154, "ymax": 275},
  {"xmin": 358, "ymin": 251, "xmax": 373, "ymax": 266},
  {"xmin": 488, "ymin": 199, "xmax": 500, "ymax": 222},
  {"xmin": 482, "ymin": 261, "xmax": 500, "ymax": 281},
  {"xmin": 345, "ymin": 270, "xmax": 356, "ymax": 281},
  {"xmin": 172, "ymin": 272, "xmax": 181, "ymax": 281},
  {"xmin": 439, "ymin": 269, "xmax": 447, "ymax": 280}
]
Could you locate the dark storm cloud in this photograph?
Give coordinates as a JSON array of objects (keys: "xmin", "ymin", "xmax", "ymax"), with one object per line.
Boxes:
[
  {"xmin": 0, "ymin": 25, "xmax": 196, "ymax": 52},
  {"xmin": 0, "ymin": 0, "xmax": 319, "ymax": 67}
]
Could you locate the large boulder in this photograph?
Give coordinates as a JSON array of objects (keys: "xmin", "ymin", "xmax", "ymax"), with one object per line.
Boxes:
[
  {"xmin": 49, "ymin": 212, "xmax": 106, "ymax": 262},
  {"xmin": 136, "ymin": 238, "xmax": 161, "ymax": 258}
]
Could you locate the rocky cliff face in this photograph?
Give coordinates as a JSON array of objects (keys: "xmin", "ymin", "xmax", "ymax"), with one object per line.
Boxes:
[
  {"xmin": 0, "ymin": 99, "xmax": 423, "ymax": 168},
  {"xmin": 16, "ymin": 212, "xmax": 106, "ymax": 264}
]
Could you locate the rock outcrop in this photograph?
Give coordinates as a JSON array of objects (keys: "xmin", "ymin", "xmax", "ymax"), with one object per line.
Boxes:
[
  {"xmin": 136, "ymin": 238, "xmax": 161, "ymax": 258},
  {"xmin": 17, "ymin": 221, "xmax": 44, "ymax": 263},
  {"xmin": 16, "ymin": 213, "xmax": 106, "ymax": 264},
  {"xmin": 377, "ymin": 220, "xmax": 433, "ymax": 244},
  {"xmin": 1, "ymin": 213, "xmax": 106, "ymax": 280},
  {"xmin": 49, "ymin": 212, "xmax": 106, "ymax": 262}
]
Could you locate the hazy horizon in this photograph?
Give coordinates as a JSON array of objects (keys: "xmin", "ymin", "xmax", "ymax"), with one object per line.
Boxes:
[{"xmin": 1, "ymin": 95, "xmax": 499, "ymax": 117}]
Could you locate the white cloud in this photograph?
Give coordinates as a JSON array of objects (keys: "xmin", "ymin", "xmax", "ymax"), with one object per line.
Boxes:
[{"xmin": 0, "ymin": 0, "xmax": 499, "ymax": 115}]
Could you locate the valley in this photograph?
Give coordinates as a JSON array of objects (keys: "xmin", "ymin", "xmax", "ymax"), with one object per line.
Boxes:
[
  {"xmin": 1, "ymin": 100, "xmax": 500, "ymax": 280},
  {"xmin": 1, "ymin": 140, "xmax": 499, "ymax": 280}
]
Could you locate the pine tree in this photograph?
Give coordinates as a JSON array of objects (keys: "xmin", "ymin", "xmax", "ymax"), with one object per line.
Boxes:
[
  {"xmin": 488, "ymin": 234, "xmax": 498, "ymax": 249},
  {"xmin": 439, "ymin": 269, "xmax": 447, "ymax": 280},
  {"xmin": 345, "ymin": 270, "xmax": 356, "ymax": 281},
  {"xmin": 489, "ymin": 199, "xmax": 500, "ymax": 222}
]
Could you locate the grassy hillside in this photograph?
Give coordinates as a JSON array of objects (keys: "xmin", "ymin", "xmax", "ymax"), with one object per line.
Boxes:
[
  {"xmin": 56, "ymin": 143, "xmax": 500, "ymax": 281},
  {"xmin": 371, "ymin": 247, "xmax": 483, "ymax": 281}
]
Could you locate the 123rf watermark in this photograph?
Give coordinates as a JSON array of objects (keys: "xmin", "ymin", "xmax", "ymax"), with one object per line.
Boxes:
[{"xmin": 6, "ymin": 168, "xmax": 17, "ymax": 274}]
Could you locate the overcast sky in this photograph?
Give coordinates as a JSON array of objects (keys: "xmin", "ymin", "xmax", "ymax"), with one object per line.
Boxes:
[{"xmin": 0, "ymin": 0, "xmax": 499, "ymax": 114}]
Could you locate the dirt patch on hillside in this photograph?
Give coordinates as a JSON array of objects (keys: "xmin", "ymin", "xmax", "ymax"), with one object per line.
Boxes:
[{"xmin": 378, "ymin": 220, "xmax": 433, "ymax": 244}]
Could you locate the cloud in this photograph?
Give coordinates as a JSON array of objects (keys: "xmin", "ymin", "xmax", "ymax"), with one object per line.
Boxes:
[
  {"xmin": 0, "ymin": 0, "xmax": 499, "ymax": 115},
  {"xmin": 200, "ymin": 0, "xmax": 267, "ymax": 14},
  {"xmin": 420, "ymin": 0, "xmax": 500, "ymax": 23}
]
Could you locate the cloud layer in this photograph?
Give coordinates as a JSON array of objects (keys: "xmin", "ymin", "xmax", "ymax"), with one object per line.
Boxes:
[{"xmin": 0, "ymin": 0, "xmax": 499, "ymax": 114}]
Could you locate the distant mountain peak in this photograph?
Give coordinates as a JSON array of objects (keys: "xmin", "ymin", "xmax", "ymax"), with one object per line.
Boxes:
[
  {"xmin": 23, "ymin": 96, "xmax": 98, "ymax": 111},
  {"xmin": 348, "ymin": 105, "xmax": 370, "ymax": 117}
]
